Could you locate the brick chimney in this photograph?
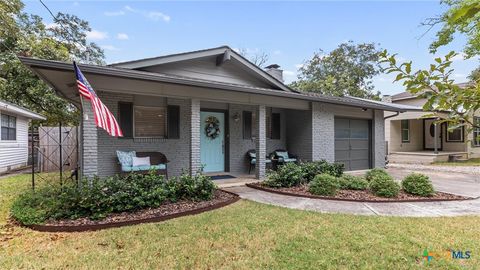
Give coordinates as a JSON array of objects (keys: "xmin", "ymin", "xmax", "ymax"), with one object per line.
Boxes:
[
  {"xmin": 382, "ymin": 95, "xmax": 392, "ymax": 103},
  {"xmin": 265, "ymin": 64, "xmax": 283, "ymax": 82}
]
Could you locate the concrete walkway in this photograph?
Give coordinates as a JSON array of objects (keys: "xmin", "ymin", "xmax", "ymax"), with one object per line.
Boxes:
[{"xmin": 225, "ymin": 186, "xmax": 480, "ymax": 217}]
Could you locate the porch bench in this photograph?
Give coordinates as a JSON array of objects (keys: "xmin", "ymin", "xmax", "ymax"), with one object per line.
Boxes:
[
  {"xmin": 116, "ymin": 151, "xmax": 169, "ymax": 178},
  {"xmin": 271, "ymin": 149, "xmax": 298, "ymax": 168}
]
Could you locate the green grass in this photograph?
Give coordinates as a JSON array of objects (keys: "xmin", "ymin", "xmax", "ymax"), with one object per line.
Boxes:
[
  {"xmin": 433, "ymin": 158, "xmax": 480, "ymax": 166},
  {"xmin": 1, "ymin": 174, "xmax": 479, "ymax": 269}
]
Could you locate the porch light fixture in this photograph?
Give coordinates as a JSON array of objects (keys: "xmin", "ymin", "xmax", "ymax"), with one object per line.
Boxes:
[
  {"xmin": 361, "ymin": 108, "xmax": 368, "ymax": 111},
  {"xmin": 232, "ymin": 113, "xmax": 240, "ymax": 122}
]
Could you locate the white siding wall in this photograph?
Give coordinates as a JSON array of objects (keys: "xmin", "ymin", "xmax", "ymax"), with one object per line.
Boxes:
[{"xmin": 0, "ymin": 113, "xmax": 29, "ymax": 173}]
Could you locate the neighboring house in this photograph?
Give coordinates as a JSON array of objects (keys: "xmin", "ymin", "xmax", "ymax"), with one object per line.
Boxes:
[
  {"xmin": 383, "ymin": 86, "xmax": 480, "ymax": 164},
  {"xmin": 20, "ymin": 46, "xmax": 405, "ymax": 179},
  {"xmin": 0, "ymin": 100, "xmax": 46, "ymax": 174}
]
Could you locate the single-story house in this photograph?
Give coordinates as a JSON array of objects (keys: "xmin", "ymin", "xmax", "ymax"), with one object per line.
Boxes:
[
  {"xmin": 0, "ymin": 100, "xmax": 46, "ymax": 174},
  {"xmin": 20, "ymin": 46, "xmax": 405, "ymax": 179},
  {"xmin": 383, "ymin": 86, "xmax": 480, "ymax": 164}
]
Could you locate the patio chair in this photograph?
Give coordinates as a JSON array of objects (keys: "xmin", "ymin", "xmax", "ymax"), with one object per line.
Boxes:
[
  {"xmin": 116, "ymin": 150, "xmax": 169, "ymax": 178},
  {"xmin": 246, "ymin": 149, "xmax": 272, "ymax": 174},
  {"xmin": 271, "ymin": 149, "xmax": 298, "ymax": 167}
]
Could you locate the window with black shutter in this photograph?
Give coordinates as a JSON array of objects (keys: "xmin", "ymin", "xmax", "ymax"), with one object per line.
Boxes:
[
  {"xmin": 243, "ymin": 111, "xmax": 252, "ymax": 139},
  {"xmin": 271, "ymin": 113, "xmax": 281, "ymax": 139},
  {"xmin": 118, "ymin": 102, "xmax": 133, "ymax": 138},
  {"xmin": 167, "ymin": 105, "xmax": 180, "ymax": 139}
]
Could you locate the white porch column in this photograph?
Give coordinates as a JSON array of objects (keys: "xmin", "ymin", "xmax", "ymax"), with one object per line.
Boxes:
[
  {"xmin": 81, "ymin": 97, "xmax": 98, "ymax": 178},
  {"xmin": 373, "ymin": 109, "xmax": 386, "ymax": 168},
  {"xmin": 190, "ymin": 99, "xmax": 201, "ymax": 175},
  {"xmin": 311, "ymin": 102, "xmax": 335, "ymax": 162},
  {"xmin": 255, "ymin": 105, "xmax": 266, "ymax": 179}
]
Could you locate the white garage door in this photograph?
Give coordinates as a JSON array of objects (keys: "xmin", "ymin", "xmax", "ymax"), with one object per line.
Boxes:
[{"xmin": 334, "ymin": 118, "xmax": 371, "ymax": 171}]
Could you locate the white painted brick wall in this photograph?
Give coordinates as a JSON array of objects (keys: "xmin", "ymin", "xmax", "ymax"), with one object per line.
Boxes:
[
  {"xmin": 190, "ymin": 99, "xmax": 201, "ymax": 175},
  {"xmin": 81, "ymin": 96, "xmax": 98, "ymax": 178},
  {"xmin": 95, "ymin": 92, "xmax": 191, "ymax": 177},
  {"xmin": 255, "ymin": 105, "xmax": 266, "ymax": 179},
  {"xmin": 312, "ymin": 102, "xmax": 335, "ymax": 162},
  {"xmin": 373, "ymin": 109, "xmax": 386, "ymax": 168}
]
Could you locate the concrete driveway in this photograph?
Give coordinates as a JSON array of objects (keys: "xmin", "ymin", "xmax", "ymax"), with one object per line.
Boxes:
[
  {"xmin": 225, "ymin": 167, "xmax": 480, "ymax": 217},
  {"xmin": 385, "ymin": 168, "xmax": 480, "ymax": 198}
]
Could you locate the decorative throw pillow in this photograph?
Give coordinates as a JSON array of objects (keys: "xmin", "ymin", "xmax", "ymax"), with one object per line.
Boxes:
[
  {"xmin": 116, "ymin": 150, "xmax": 136, "ymax": 167},
  {"xmin": 132, "ymin": 156, "xmax": 151, "ymax": 167}
]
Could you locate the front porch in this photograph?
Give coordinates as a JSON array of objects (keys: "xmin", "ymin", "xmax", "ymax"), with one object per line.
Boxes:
[
  {"xmin": 388, "ymin": 151, "xmax": 468, "ymax": 164},
  {"xmin": 386, "ymin": 113, "xmax": 468, "ymax": 164}
]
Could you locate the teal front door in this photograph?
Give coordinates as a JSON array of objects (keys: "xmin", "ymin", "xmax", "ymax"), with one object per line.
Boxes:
[{"xmin": 200, "ymin": 111, "xmax": 225, "ymax": 172}]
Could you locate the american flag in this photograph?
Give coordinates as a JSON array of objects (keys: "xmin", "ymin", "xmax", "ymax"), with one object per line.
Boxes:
[{"xmin": 74, "ymin": 62, "xmax": 123, "ymax": 137}]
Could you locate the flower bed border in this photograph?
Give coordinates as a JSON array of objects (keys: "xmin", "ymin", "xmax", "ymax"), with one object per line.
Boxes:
[
  {"xmin": 246, "ymin": 183, "xmax": 474, "ymax": 203},
  {"xmin": 24, "ymin": 190, "xmax": 240, "ymax": 233}
]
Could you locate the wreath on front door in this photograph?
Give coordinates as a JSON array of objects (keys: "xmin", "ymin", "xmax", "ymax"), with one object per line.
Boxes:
[{"xmin": 205, "ymin": 116, "xmax": 221, "ymax": 140}]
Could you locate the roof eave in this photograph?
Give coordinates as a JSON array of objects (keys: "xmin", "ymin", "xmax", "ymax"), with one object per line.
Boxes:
[{"xmin": 19, "ymin": 57, "xmax": 402, "ymax": 112}]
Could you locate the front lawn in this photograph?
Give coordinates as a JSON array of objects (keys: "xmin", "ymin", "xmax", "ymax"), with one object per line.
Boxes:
[
  {"xmin": 1, "ymin": 174, "xmax": 479, "ymax": 269},
  {"xmin": 434, "ymin": 158, "xmax": 480, "ymax": 166}
]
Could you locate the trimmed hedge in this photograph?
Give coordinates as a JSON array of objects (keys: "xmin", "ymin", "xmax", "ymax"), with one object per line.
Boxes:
[
  {"xmin": 11, "ymin": 171, "xmax": 216, "ymax": 225},
  {"xmin": 309, "ymin": 174, "xmax": 340, "ymax": 196},
  {"xmin": 338, "ymin": 174, "xmax": 369, "ymax": 190},
  {"xmin": 402, "ymin": 173, "xmax": 435, "ymax": 197},
  {"xmin": 369, "ymin": 174, "xmax": 400, "ymax": 198}
]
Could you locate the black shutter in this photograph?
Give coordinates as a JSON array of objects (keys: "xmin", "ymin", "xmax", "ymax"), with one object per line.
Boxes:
[
  {"xmin": 271, "ymin": 113, "xmax": 281, "ymax": 139},
  {"xmin": 243, "ymin": 111, "xmax": 252, "ymax": 139},
  {"xmin": 118, "ymin": 102, "xmax": 133, "ymax": 138},
  {"xmin": 167, "ymin": 105, "xmax": 180, "ymax": 139}
]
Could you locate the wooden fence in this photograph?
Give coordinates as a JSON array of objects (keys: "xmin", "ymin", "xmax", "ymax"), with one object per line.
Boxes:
[{"xmin": 37, "ymin": 126, "xmax": 78, "ymax": 173}]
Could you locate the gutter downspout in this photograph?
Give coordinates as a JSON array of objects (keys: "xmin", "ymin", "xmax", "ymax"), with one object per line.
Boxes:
[
  {"xmin": 383, "ymin": 111, "xmax": 402, "ymax": 166},
  {"xmin": 384, "ymin": 111, "xmax": 401, "ymax": 120}
]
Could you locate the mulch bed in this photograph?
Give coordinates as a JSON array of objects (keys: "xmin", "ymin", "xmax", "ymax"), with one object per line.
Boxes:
[
  {"xmin": 246, "ymin": 183, "xmax": 471, "ymax": 203},
  {"xmin": 26, "ymin": 190, "xmax": 239, "ymax": 232}
]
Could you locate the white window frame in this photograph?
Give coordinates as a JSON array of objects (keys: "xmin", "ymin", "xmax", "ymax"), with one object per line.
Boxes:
[
  {"xmin": 133, "ymin": 105, "xmax": 167, "ymax": 139},
  {"xmin": 1, "ymin": 113, "xmax": 17, "ymax": 141}
]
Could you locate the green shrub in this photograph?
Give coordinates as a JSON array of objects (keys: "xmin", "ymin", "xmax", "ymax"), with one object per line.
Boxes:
[
  {"xmin": 338, "ymin": 174, "xmax": 369, "ymax": 190},
  {"xmin": 369, "ymin": 174, "xmax": 400, "ymax": 198},
  {"xmin": 300, "ymin": 160, "xmax": 345, "ymax": 182},
  {"xmin": 308, "ymin": 174, "xmax": 340, "ymax": 196},
  {"xmin": 264, "ymin": 162, "xmax": 305, "ymax": 187},
  {"xmin": 11, "ymin": 171, "xmax": 216, "ymax": 225},
  {"xmin": 173, "ymin": 170, "xmax": 217, "ymax": 201},
  {"xmin": 401, "ymin": 173, "xmax": 435, "ymax": 197},
  {"xmin": 365, "ymin": 168, "xmax": 389, "ymax": 182}
]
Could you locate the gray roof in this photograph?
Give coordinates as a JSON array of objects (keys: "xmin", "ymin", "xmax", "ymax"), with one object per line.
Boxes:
[
  {"xmin": 391, "ymin": 91, "xmax": 415, "ymax": 101},
  {"xmin": 348, "ymin": 96, "xmax": 423, "ymax": 111},
  {"xmin": 391, "ymin": 82, "xmax": 473, "ymax": 101},
  {"xmin": 0, "ymin": 99, "xmax": 46, "ymax": 120},
  {"xmin": 109, "ymin": 45, "xmax": 294, "ymax": 92},
  {"xmin": 19, "ymin": 56, "xmax": 406, "ymax": 112}
]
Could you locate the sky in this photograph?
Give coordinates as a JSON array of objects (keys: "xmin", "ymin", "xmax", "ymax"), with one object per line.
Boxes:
[{"xmin": 23, "ymin": 0, "xmax": 480, "ymax": 96}]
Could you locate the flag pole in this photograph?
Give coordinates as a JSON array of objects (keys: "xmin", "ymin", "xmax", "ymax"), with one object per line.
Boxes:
[{"xmin": 75, "ymin": 61, "xmax": 86, "ymax": 184}]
